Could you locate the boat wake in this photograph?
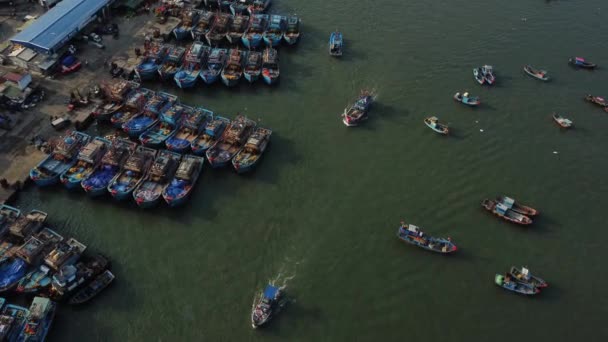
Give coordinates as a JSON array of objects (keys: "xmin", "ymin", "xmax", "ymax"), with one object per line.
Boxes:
[{"xmin": 251, "ymin": 261, "xmax": 300, "ymax": 312}]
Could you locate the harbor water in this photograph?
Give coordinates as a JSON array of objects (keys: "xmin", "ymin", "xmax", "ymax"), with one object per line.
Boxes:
[{"xmin": 14, "ymin": 0, "xmax": 608, "ymax": 340}]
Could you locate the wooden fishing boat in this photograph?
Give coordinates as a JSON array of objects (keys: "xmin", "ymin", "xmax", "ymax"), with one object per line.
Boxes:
[
  {"xmin": 50, "ymin": 254, "xmax": 109, "ymax": 301},
  {"xmin": 495, "ymin": 274, "xmax": 539, "ymax": 295},
  {"xmin": 248, "ymin": 0, "xmax": 271, "ymax": 15},
  {"xmin": 8, "ymin": 209, "xmax": 46, "ymax": 239},
  {"xmin": 263, "ymin": 14, "xmax": 286, "ymax": 47},
  {"xmin": 92, "ymin": 81, "xmax": 139, "ymax": 122},
  {"xmin": 523, "ymin": 65, "xmax": 549, "ymax": 81},
  {"xmin": 342, "ymin": 91, "xmax": 373, "ymax": 127},
  {"xmin": 81, "ymin": 139, "xmax": 137, "ymax": 197},
  {"xmin": 133, "ymin": 150, "xmax": 182, "ymax": 208},
  {"xmin": 174, "ymin": 42, "xmax": 210, "ymax": 89},
  {"xmin": 251, "ymin": 284, "xmax": 284, "ymax": 328},
  {"xmin": 509, "ymin": 266, "xmax": 548, "ymax": 288},
  {"xmin": 232, "ymin": 127, "xmax": 272, "ymax": 173},
  {"xmin": 205, "ymin": 13, "xmax": 231, "ymax": 46},
  {"xmin": 139, "ymin": 104, "xmax": 187, "ymax": 148},
  {"xmin": 107, "ymin": 146, "xmax": 157, "ymax": 201},
  {"xmin": 30, "ymin": 131, "xmax": 90, "ymax": 186},
  {"xmin": 473, "ymin": 67, "xmax": 485, "ymax": 85},
  {"xmin": 123, "ymin": 92, "xmax": 179, "ymax": 138},
  {"xmin": 167, "ymin": 107, "xmax": 213, "ymax": 153},
  {"xmin": 206, "ymin": 115, "xmax": 256, "ymax": 168},
  {"xmin": 173, "ymin": 9, "xmax": 200, "ymax": 41},
  {"xmin": 242, "ymin": 14, "xmax": 269, "ymax": 49},
  {"xmin": 0, "ymin": 205, "xmax": 21, "ymax": 238},
  {"xmin": 424, "ymin": 116, "xmax": 449, "ymax": 135},
  {"xmin": 453, "ymin": 92, "xmax": 480, "ymax": 106},
  {"xmin": 18, "ymin": 297, "xmax": 56, "ymax": 342},
  {"xmin": 44, "ymin": 237, "xmax": 87, "ymax": 271},
  {"xmin": 283, "ymin": 16, "xmax": 301, "ymax": 45},
  {"xmin": 1, "ymin": 304, "xmax": 29, "ymax": 341},
  {"xmin": 243, "ymin": 51, "xmax": 262, "ymax": 83},
  {"xmin": 552, "ymin": 113, "xmax": 573, "ymax": 129},
  {"xmin": 191, "ymin": 115, "xmax": 230, "ymax": 155},
  {"xmin": 162, "ymin": 154, "xmax": 205, "ymax": 207},
  {"xmin": 135, "ymin": 44, "xmax": 169, "ymax": 81},
  {"xmin": 68, "ymin": 269, "xmax": 115, "ymax": 305},
  {"xmin": 482, "ymin": 65, "xmax": 496, "ymax": 85},
  {"xmin": 158, "ymin": 45, "xmax": 186, "ymax": 81},
  {"xmin": 329, "ymin": 31, "xmax": 343, "ymax": 56},
  {"xmin": 110, "ymin": 87, "xmax": 152, "ymax": 129},
  {"xmin": 226, "ymin": 14, "xmax": 249, "ymax": 44},
  {"xmin": 585, "ymin": 94, "xmax": 608, "ymax": 108},
  {"xmin": 261, "ymin": 48, "xmax": 279, "ymax": 85},
  {"xmin": 221, "ymin": 49, "xmax": 245, "ymax": 87},
  {"xmin": 160, "ymin": 102, "xmax": 186, "ymax": 127},
  {"xmin": 14, "ymin": 228, "xmax": 64, "ymax": 266},
  {"xmin": 481, "ymin": 199, "xmax": 532, "ymax": 225},
  {"xmin": 0, "ymin": 258, "xmax": 28, "ymax": 292},
  {"xmin": 231, "ymin": 0, "xmax": 252, "ymax": 15},
  {"xmin": 200, "ymin": 48, "xmax": 228, "ymax": 85},
  {"xmin": 60, "ymin": 137, "xmax": 111, "ymax": 189},
  {"xmin": 496, "ymin": 196, "xmax": 539, "ymax": 216},
  {"xmin": 15, "ymin": 265, "xmax": 52, "ymax": 294},
  {"xmin": 569, "ymin": 57, "xmax": 597, "ymax": 69},
  {"xmin": 396, "ymin": 222, "xmax": 457, "ymax": 254},
  {"xmin": 192, "ymin": 10, "xmax": 215, "ymax": 41}
]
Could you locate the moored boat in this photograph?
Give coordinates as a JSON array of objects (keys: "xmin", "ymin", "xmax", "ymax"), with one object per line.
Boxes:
[
  {"xmin": 242, "ymin": 14, "xmax": 268, "ymax": 49},
  {"xmin": 453, "ymin": 92, "xmax": 480, "ymax": 106},
  {"xmin": 29, "ymin": 131, "xmax": 90, "ymax": 186},
  {"xmin": 68, "ymin": 269, "xmax": 115, "ymax": 305},
  {"xmin": 221, "ymin": 49, "xmax": 244, "ymax": 87},
  {"xmin": 206, "ymin": 115, "xmax": 256, "ymax": 168},
  {"xmin": 261, "ymin": 48, "xmax": 279, "ymax": 85},
  {"xmin": 133, "ymin": 150, "xmax": 182, "ymax": 208},
  {"xmin": 473, "ymin": 67, "xmax": 485, "ymax": 85},
  {"xmin": 49, "ymin": 254, "xmax": 110, "ymax": 301},
  {"xmin": 205, "ymin": 13, "xmax": 231, "ymax": 46},
  {"xmin": 396, "ymin": 222, "xmax": 457, "ymax": 254},
  {"xmin": 44, "ymin": 237, "xmax": 87, "ymax": 271},
  {"xmin": 107, "ymin": 146, "xmax": 157, "ymax": 201},
  {"xmin": 191, "ymin": 115, "xmax": 230, "ymax": 155},
  {"xmin": 552, "ymin": 113, "xmax": 573, "ymax": 129},
  {"xmin": 243, "ymin": 50, "xmax": 262, "ymax": 83},
  {"xmin": 283, "ymin": 16, "xmax": 301, "ymax": 45},
  {"xmin": 424, "ymin": 116, "xmax": 449, "ymax": 135},
  {"xmin": 342, "ymin": 91, "xmax": 373, "ymax": 127},
  {"xmin": 8, "ymin": 209, "xmax": 47, "ymax": 239},
  {"xmin": 162, "ymin": 154, "xmax": 205, "ymax": 207},
  {"xmin": 81, "ymin": 139, "xmax": 137, "ymax": 197},
  {"xmin": 123, "ymin": 92, "xmax": 179, "ymax": 138},
  {"xmin": 174, "ymin": 42, "xmax": 210, "ymax": 89},
  {"xmin": 15, "ymin": 228, "xmax": 64, "ymax": 266},
  {"xmin": 231, "ymin": 0, "xmax": 252, "ymax": 16},
  {"xmin": 496, "ymin": 196, "xmax": 539, "ymax": 216},
  {"xmin": 509, "ymin": 266, "xmax": 548, "ymax": 288},
  {"xmin": 200, "ymin": 48, "xmax": 228, "ymax": 85},
  {"xmin": 248, "ymin": 0, "xmax": 271, "ymax": 15},
  {"xmin": 191, "ymin": 10, "xmax": 215, "ymax": 41},
  {"xmin": 569, "ymin": 57, "xmax": 596, "ymax": 69},
  {"xmin": 232, "ymin": 127, "xmax": 272, "ymax": 173},
  {"xmin": 18, "ymin": 297, "xmax": 57, "ymax": 341},
  {"xmin": 60, "ymin": 137, "xmax": 111, "ymax": 189},
  {"xmin": 15, "ymin": 265, "xmax": 52, "ymax": 294},
  {"xmin": 174, "ymin": 9, "xmax": 200, "ymax": 41},
  {"xmin": 523, "ymin": 65, "xmax": 549, "ymax": 81},
  {"xmin": 226, "ymin": 14, "xmax": 249, "ymax": 44},
  {"xmin": 135, "ymin": 44, "xmax": 169, "ymax": 81},
  {"xmin": 140, "ymin": 104, "xmax": 187, "ymax": 148},
  {"xmin": 158, "ymin": 45, "xmax": 186, "ymax": 81},
  {"xmin": 92, "ymin": 81, "xmax": 138, "ymax": 122},
  {"xmin": 110, "ymin": 87, "xmax": 152, "ymax": 128},
  {"xmin": 481, "ymin": 199, "xmax": 532, "ymax": 225},
  {"xmin": 0, "ymin": 304, "xmax": 29, "ymax": 341},
  {"xmin": 166, "ymin": 106, "xmax": 213, "ymax": 153},
  {"xmin": 482, "ymin": 65, "xmax": 496, "ymax": 85},
  {"xmin": 0, "ymin": 258, "xmax": 28, "ymax": 292},
  {"xmin": 251, "ymin": 284, "xmax": 283, "ymax": 328},
  {"xmin": 329, "ymin": 31, "xmax": 343, "ymax": 56},
  {"xmin": 495, "ymin": 274, "xmax": 539, "ymax": 295},
  {"xmin": 263, "ymin": 15, "xmax": 286, "ymax": 46}
]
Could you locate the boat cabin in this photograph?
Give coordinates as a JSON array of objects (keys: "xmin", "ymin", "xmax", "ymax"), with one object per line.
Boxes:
[
  {"xmin": 124, "ymin": 152, "xmax": 146, "ymax": 174},
  {"xmin": 149, "ymin": 155, "xmax": 177, "ymax": 182},
  {"xmin": 77, "ymin": 140, "xmax": 107, "ymax": 165},
  {"xmin": 495, "ymin": 203, "xmax": 510, "ymax": 216},
  {"xmin": 175, "ymin": 158, "xmax": 199, "ymax": 181},
  {"xmin": 44, "ymin": 238, "xmax": 87, "ymax": 271},
  {"xmin": 53, "ymin": 134, "xmax": 82, "ymax": 160},
  {"xmin": 501, "ymin": 197, "xmax": 515, "ymax": 209},
  {"xmin": 101, "ymin": 142, "xmax": 131, "ymax": 166},
  {"xmin": 8, "ymin": 210, "xmax": 47, "ymax": 239}
]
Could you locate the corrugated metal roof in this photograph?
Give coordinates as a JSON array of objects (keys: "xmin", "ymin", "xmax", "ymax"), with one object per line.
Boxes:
[{"xmin": 10, "ymin": 0, "xmax": 111, "ymax": 54}]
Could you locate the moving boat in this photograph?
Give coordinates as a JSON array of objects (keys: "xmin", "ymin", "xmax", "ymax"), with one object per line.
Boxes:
[
  {"xmin": 158, "ymin": 45, "xmax": 186, "ymax": 81},
  {"xmin": 243, "ymin": 51, "xmax": 262, "ymax": 83},
  {"xmin": 584, "ymin": 94, "xmax": 608, "ymax": 108},
  {"xmin": 261, "ymin": 48, "xmax": 279, "ymax": 85},
  {"xmin": 424, "ymin": 116, "xmax": 449, "ymax": 135},
  {"xmin": 495, "ymin": 274, "xmax": 539, "ymax": 295},
  {"xmin": 509, "ymin": 266, "xmax": 548, "ymax": 288},
  {"xmin": 496, "ymin": 196, "xmax": 539, "ymax": 216},
  {"xmin": 15, "ymin": 265, "xmax": 52, "ymax": 294},
  {"xmin": 174, "ymin": 9, "xmax": 200, "ymax": 41},
  {"xmin": 221, "ymin": 49, "xmax": 245, "ymax": 87},
  {"xmin": 329, "ymin": 31, "xmax": 343, "ymax": 56},
  {"xmin": 242, "ymin": 14, "xmax": 268, "ymax": 49},
  {"xmin": 18, "ymin": 297, "xmax": 57, "ymax": 341},
  {"xmin": 473, "ymin": 67, "xmax": 485, "ymax": 85},
  {"xmin": 68, "ymin": 269, "xmax": 115, "ymax": 305},
  {"xmin": 162, "ymin": 155, "xmax": 205, "ymax": 207},
  {"xmin": 263, "ymin": 15, "xmax": 286, "ymax": 46},
  {"xmin": 569, "ymin": 57, "xmax": 596, "ymax": 69},
  {"xmin": 248, "ymin": 0, "xmax": 271, "ymax": 15},
  {"xmin": 481, "ymin": 199, "xmax": 532, "ymax": 225},
  {"xmin": 123, "ymin": 92, "xmax": 179, "ymax": 138},
  {"xmin": 396, "ymin": 222, "xmax": 457, "ymax": 254},
  {"xmin": 135, "ymin": 44, "xmax": 169, "ymax": 81},
  {"xmin": 191, "ymin": 10, "xmax": 215, "ymax": 41},
  {"xmin": 0, "ymin": 205, "xmax": 21, "ymax": 238},
  {"xmin": 107, "ymin": 146, "xmax": 157, "ymax": 201},
  {"xmin": 342, "ymin": 91, "xmax": 373, "ymax": 127},
  {"xmin": 231, "ymin": 0, "xmax": 252, "ymax": 16},
  {"xmin": 8, "ymin": 209, "xmax": 47, "ymax": 239},
  {"xmin": 0, "ymin": 258, "xmax": 28, "ymax": 292},
  {"xmin": 60, "ymin": 137, "xmax": 111, "ymax": 190},
  {"xmin": 0, "ymin": 304, "xmax": 29, "ymax": 341},
  {"xmin": 50, "ymin": 254, "xmax": 110, "ymax": 301},
  {"xmin": 205, "ymin": 13, "xmax": 231, "ymax": 46},
  {"xmin": 453, "ymin": 92, "xmax": 480, "ymax": 106},
  {"xmin": 481, "ymin": 65, "xmax": 496, "ymax": 85},
  {"xmin": 232, "ymin": 127, "xmax": 272, "ymax": 173},
  {"xmin": 523, "ymin": 65, "xmax": 549, "ymax": 81},
  {"xmin": 226, "ymin": 14, "xmax": 249, "ymax": 44},
  {"xmin": 81, "ymin": 139, "xmax": 137, "ymax": 197},
  {"xmin": 174, "ymin": 42, "xmax": 210, "ymax": 89},
  {"xmin": 191, "ymin": 116, "xmax": 230, "ymax": 155},
  {"xmin": 200, "ymin": 48, "xmax": 228, "ymax": 85},
  {"xmin": 166, "ymin": 107, "xmax": 213, "ymax": 153},
  {"xmin": 283, "ymin": 16, "xmax": 301, "ymax": 45},
  {"xmin": 251, "ymin": 284, "xmax": 283, "ymax": 328},
  {"xmin": 110, "ymin": 87, "xmax": 152, "ymax": 129},
  {"xmin": 552, "ymin": 113, "xmax": 573, "ymax": 129},
  {"xmin": 133, "ymin": 150, "xmax": 182, "ymax": 208},
  {"xmin": 206, "ymin": 115, "xmax": 256, "ymax": 168},
  {"xmin": 92, "ymin": 81, "xmax": 138, "ymax": 122},
  {"xmin": 44, "ymin": 237, "xmax": 87, "ymax": 271},
  {"xmin": 30, "ymin": 131, "xmax": 90, "ymax": 186}
]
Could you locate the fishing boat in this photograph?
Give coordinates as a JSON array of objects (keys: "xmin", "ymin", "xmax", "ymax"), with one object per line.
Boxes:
[
  {"xmin": 243, "ymin": 51, "xmax": 262, "ymax": 83},
  {"xmin": 92, "ymin": 81, "xmax": 138, "ymax": 122},
  {"xmin": 584, "ymin": 94, "xmax": 608, "ymax": 108},
  {"xmin": 8, "ymin": 209, "xmax": 47, "ymax": 239},
  {"xmin": 0, "ymin": 205, "xmax": 21, "ymax": 237},
  {"xmin": 15, "ymin": 265, "xmax": 52, "ymax": 294},
  {"xmin": 231, "ymin": 0, "xmax": 252, "ymax": 15},
  {"xmin": 44, "ymin": 238, "xmax": 87, "ymax": 271},
  {"xmin": 174, "ymin": 9, "xmax": 200, "ymax": 41},
  {"xmin": 283, "ymin": 16, "xmax": 301, "ymax": 45},
  {"xmin": 18, "ymin": 297, "xmax": 57, "ymax": 341},
  {"xmin": 0, "ymin": 259, "xmax": 27, "ymax": 292},
  {"xmin": 263, "ymin": 15, "xmax": 286, "ymax": 46},
  {"xmin": 552, "ymin": 113, "xmax": 573, "ymax": 129},
  {"xmin": 342, "ymin": 91, "xmax": 373, "ymax": 127},
  {"xmin": 140, "ymin": 104, "xmax": 187, "ymax": 148},
  {"xmin": 496, "ymin": 196, "xmax": 539, "ymax": 216},
  {"xmin": 135, "ymin": 44, "xmax": 169, "ymax": 81},
  {"xmin": 191, "ymin": 115, "xmax": 230, "ymax": 155},
  {"xmin": 248, "ymin": 0, "xmax": 271, "ymax": 15},
  {"xmin": 473, "ymin": 67, "xmax": 485, "ymax": 85},
  {"xmin": 251, "ymin": 284, "xmax": 283, "ymax": 328},
  {"xmin": 200, "ymin": 48, "xmax": 228, "ymax": 85},
  {"xmin": 569, "ymin": 57, "xmax": 597, "ymax": 69},
  {"xmin": 108, "ymin": 146, "xmax": 157, "ymax": 201},
  {"xmin": 482, "ymin": 65, "xmax": 496, "ymax": 85},
  {"xmin": 481, "ymin": 199, "xmax": 532, "ymax": 225},
  {"xmin": 0, "ymin": 304, "xmax": 29, "ymax": 341},
  {"xmin": 81, "ymin": 139, "xmax": 137, "ymax": 197},
  {"xmin": 133, "ymin": 150, "xmax": 182, "ymax": 208},
  {"xmin": 110, "ymin": 87, "xmax": 152, "ymax": 129},
  {"xmin": 166, "ymin": 107, "xmax": 213, "ymax": 153},
  {"xmin": 453, "ymin": 92, "xmax": 480, "ymax": 106},
  {"xmin": 329, "ymin": 31, "xmax": 343, "ymax": 56},
  {"xmin": 30, "ymin": 131, "xmax": 90, "ymax": 186},
  {"xmin": 123, "ymin": 92, "xmax": 179, "ymax": 138},
  {"xmin": 174, "ymin": 42, "xmax": 210, "ymax": 89},
  {"xmin": 226, "ymin": 14, "xmax": 249, "ymax": 44},
  {"xmin": 191, "ymin": 10, "xmax": 215, "ymax": 41},
  {"xmin": 158, "ymin": 45, "xmax": 186, "ymax": 81},
  {"xmin": 0, "ymin": 241, "xmax": 15, "ymax": 266},
  {"xmin": 206, "ymin": 115, "xmax": 256, "ymax": 168},
  {"xmin": 495, "ymin": 274, "xmax": 539, "ymax": 295},
  {"xmin": 221, "ymin": 49, "xmax": 244, "ymax": 87},
  {"xmin": 242, "ymin": 14, "xmax": 268, "ymax": 49},
  {"xmin": 261, "ymin": 48, "xmax": 279, "ymax": 85},
  {"xmin": 206, "ymin": 13, "xmax": 231, "ymax": 46},
  {"xmin": 15, "ymin": 228, "xmax": 64, "ymax": 265},
  {"xmin": 396, "ymin": 222, "xmax": 458, "ymax": 254},
  {"xmin": 523, "ymin": 65, "xmax": 549, "ymax": 81},
  {"xmin": 50, "ymin": 254, "xmax": 109, "ymax": 301},
  {"xmin": 60, "ymin": 137, "xmax": 111, "ymax": 190},
  {"xmin": 424, "ymin": 116, "xmax": 449, "ymax": 135},
  {"xmin": 68, "ymin": 269, "xmax": 115, "ymax": 305},
  {"xmin": 232, "ymin": 127, "xmax": 271, "ymax": 173},
  {"xmin": 509, "ymin": 266, "xmax": 548, "ymax": 288},
  {"xmin": 162, "ymin": 154, "xmax": 205, "ymax": 207}
]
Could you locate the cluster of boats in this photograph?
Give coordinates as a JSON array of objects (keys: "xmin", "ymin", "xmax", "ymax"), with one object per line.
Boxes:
[
  {"xmin": 473, "ymin": 65, "xmax": 496, "ymax": 85},
  {"xmin": 0, "ymin": 296, "xmax": 56, "ymax": 341},
  {"xmin": 481, "ymin": 196, "xmax": 538, "ymax": 226},
  {"xmin": 495, "ymin": 266, "xmax": 548, "ymax": 296},
  {"xmin": 201, "ymin": 0, "xmax": 273, "ymax": 17}
]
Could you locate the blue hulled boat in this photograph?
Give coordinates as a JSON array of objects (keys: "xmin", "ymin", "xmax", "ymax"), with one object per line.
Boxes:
[
  {"xmin": 200, "ymin": 48, "xmax": 228, "ymax": 85},
  {"xmin": 248, "ymin": 0, "xmax": 271, "ymax": 15},
  {"xmin": 424, "ymin": 116, "xmax": 449, "ymax": 135},
  {"xmin": 175, "ymin": 43, "xmax": 210, "ymax": 89},
  {"xmin": 231, "ymin": 0, "xmax": 252, "ymax": 15},
  {"xmin": 329, "ymin": 31, "xmax": 343, "ymax": 56},
  {"xmin": 30, "ymin": 131, "xmax": 90, "ymax": 187},
  {"xmin": 453, "ymin": 92, "xmax": 481, "ymax": 106},
  {"xmin": 81, "ymin": 139, "xmax": 137, "ymax": 197},
  {"xmin": 92, "ymin": 81, "xmax": 139, "ymax": 122},
  {"xmin": 135, "ymin": 44, "xmax": 169, "ymax": 81},
  {"xmin": 110, "ymin": 87, "xmax": 152, "ymax": 129},
  {"xmin": 206, "ymin": 115, "xmax": 256, "ymax": 168},
  {"xmin": 206, "ymin": 12, "xmax": 231, "ymax": 46},
  {"xmin": 139, "ymin": 104, "xmax": 186, "ymax": 148},
  {"xmin": 158, "ymin": 45, "xmax": 186, "ymax": 81},
  {"xmin": 232, "ymin": 127, "xmax": 272, "ymax": 173},
  {"xmin": 108, "ymin": 146, "xmax": 157, "ymax": 201},
  {"xmin": 16, "ymin": 265, "xmax": 52, "ymax": 295},
  {"xmin": 226, "ymin": 14, "xmax": 249, "ymax": 44},
  {"xmin": 174, "ymin": 9, "xmax": 200, "ymax": 41},
  {"xmin": 261, "ymin": 48, "xmax": 279, "ymax": 85},
  {"xmin": 133, "ymin": 150, "xmax": 182, "ymax": 208},
  {"xmin": 160, "ymin": 102, "xmax": 185, "ymax": 127},
  {"xmin": 0, "ymin": 258, "xmax": 28, "ymax": 292},
  {"xmin": 263, "ymin": 15, "xmax": 286, "ymax": 46},
  {"xmin": 162, "ymin": 154, "xmax": 205, "ymax": 207},
  {"xmin": 242, "ymin": 14, "xmax": 268, "ymax": 48},
  {"xmin": 221, "ymin": 49, "xmax": 245, "ymax": 87},
  {"xmin": 191, "ymin": 115, "xmax": 230, "ymax": 155},
  {"xmin": 18, "ymin": 297, "xmax": 57, "ymax": 341},
  {"xmin": 283, "ymin": 16, "xmax": 301, "ymax": 45},
  {"xmin": 166, "ymin": 106, "xmax": 212, "ymax": 153},
  {"xmin": 60, "ymin": 137, "xmax": 111, "ymax": 190},
  {"xmin": 396, "ymin": 222, "xmax": 458, "ymax": 254},
  {"xmin": 123, "ymin": 92, "xmax": 179, "ymax": 138},
  {"xmin": 1, "ymin": 304, "xmax": 30, "ymax": 341},
  {"xmin": 191, "ymin": 11, "xmax": 214, "ymax": 41},
  {"xmin": 243, "ymin": 50, "xmax": 262, "ymax": 83}
]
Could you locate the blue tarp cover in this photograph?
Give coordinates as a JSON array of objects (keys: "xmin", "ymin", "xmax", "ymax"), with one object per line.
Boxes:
[{"xmin": 263, "ymin": 285, "xmax": 279, "ymax": 300}]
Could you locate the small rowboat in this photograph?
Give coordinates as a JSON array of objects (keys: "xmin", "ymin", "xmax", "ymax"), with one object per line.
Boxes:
[
  {"xmin": 495, "ymin": 274, "xmax": 539, "ymax": 295},
  {"xmin": 552, "ymin": 113, "xmax": 573, "ymax": 129},
  {"xmin": 569, "ymin": 57, "xmax": 597, "ymax": 69},
  {"xmin": 424, "ymin": 116, "xmax": 449, "ymax": 135},
  {"xmin": 482, "ymin": 65, "xmax": 496, "ymax": 85},
  {"xmin": 329, "ymin": 31, "xmax": 343, "ymax": 57},
  {"xmin": 453, "ymin": 92, "xmax": 480, "ymax": 106},
  {"xmin": 396, "ymin": 222, "xmax": 457, "ymax": 254},
  {"xmin": 481, "ymin": 199, "xmax": 532, "ymax": 225},
  {"xmin": 509, "ymin": 267, "xmax": 548, "ymax": 289},
  {"xmin": 473, "ymin": 67, "xmax": 485, "ymax": 85},
  {"xmin": 524, "ymin": 65, "xmax": 549, "ymax": 81},
  {"xmin": 585, "ymin": 94, "xmax": 608, "ymax": 108},
  {"xmin": 496, "ymin": 196, "xmax": 538, "ymax": 216}
]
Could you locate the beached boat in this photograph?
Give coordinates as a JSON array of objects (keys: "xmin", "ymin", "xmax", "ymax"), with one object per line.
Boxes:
[
  {"xmin": 481, "ymin": 199, "xmax": 532, "ymax": 225},
  {"xmin": 60, "ymin": 137, "xmax": 111, "ymax": 190},
  {"xmin": 248, "ymin": 0, "xmax": 271, "ymax": 15},
  {"xmin": 110, "ymin": 87, "xmax": 152, "ymax": 128},
  {"xmin": 496, "ymin": 196, "xmax": 539, "ymax": 216},
  {"xmin": 509, "ymin": 266, "xmax": 548, "ymax": 288},
  {"xmin": 221, "ymin": 49, "xmax": 244, "ymax": 87},
  {"xmin": 50, "ymin": 254, "xmax": 109, "ymax": 301},
  {"xmin": 0, "ymin": 304, "xmax": 29, "ymax": 341},
  {"xmin": 108, "ymin": 146, "xmax": 157, "ymax": 201},
  {"xmin": 15, "ymin": 228, "xmax": 64, "ymax": 266},
  {"xmin": 206, "ymin": 13, "xmax": 231, "ymax": 46},
  {"xmin": 0, "ymin": 205, "xmax": 21, "ymax": 237},
  {"xmin": 8, "ymin": 209, "xmax": 47, "ymax": 239},
  {"xmin": 200, "ymin": 48, "xmax": 228, "ymax": 85},
  {"xmin": 18, "ymin": 297, "xmax": 57, "ymax": 341},
  {"xmin": 424, "ymin": 116, "xmax": 449, "ymax": 135},
  {"xmin": 585, "ymin": 94, "xmax": 608, "ymax": 108},
  {"xmin": 167, "ymin": 107, "xmax": 213, "ymax": 153},
  {"xmin": 243, "ymin": 51, "xmax": 262, "ymax": 83},
  {"xmin": 261, "ymin": 48, "xmax": 279, "ymax": 85},
  {"xmin": 232, "ymin": 127, "xmax": 271, "ymax": 173},
  {"xmin": 174, "ymin": 42, "xmax": 210, "ymax": 89},
  {"xmin": 0, "ymin": 258, "xmax": 28, "ymax": 292},
  {"xmin": 523, "ymin": 65, "xmax": 549, "ymax": 81},
  {"xmin": 162, "ymin": 155, "xmax": 205, "ymax": 207},
  {"xmin": 133, "ymin": 150, "xmax": 182, "ymax": 208},
  {"xmin": 92, "ymin": 81, "xmax": 138, "ymax": 122},
  {"xmin": 135, "ymin": 44, "xmax": 169, "ymax": 81},
  {"xmin": 495, "ymin": 274, "xmax": 539, "ymax": 295},
  {"xmin": 263, "ymin": 15, "xmax": 286, "ymax": 46},
  {"xmin": 226, "ymin": 14, "xmax": 249, "ymax": 44},
  {"xmin": 30, "ymin": 131, "xmax": 90, "ymax": 186},
  {"xmin": 453, "ymin": 92, "xmax": 480, "ymax": 106},
  {"xmin": 569, "ymin": 57, "xmax": 596, "ymax": 69},
  {"xmin": 174, "ymin": 9, "xmax": 200, "ymax": 41},
  {"xmin": 251, "ymin": 284, "xmax": 283, "ymax": 328},
  {"xmin": 123, "ymin": 92, "xmax": 179, "ymax": 138},
  {"xmin": 81, "ymin": 139, "xmax": 137, "ymax": 197},
  {"xmin": 191, "ymin": 115, "xmax": 230, "ymax": 155},
  {"xmin": 396, "ymin": 222, "xmax": 457, "ymax": 254},
  {"xmin": 15, "ymin": 265, "xmax": 52, "ymax": 294},
  {"xmin": 206, "ymin": 115, "xmax": 256, "ymax": 168},
  {"xmin": 158, "ymin": 45, "xmax": 186, "ymax": 81},
  {"xmin": 242, "ymin": 14, "xmax": 268, "ymax": 48},
  {"xmin": 329, "ymin": 31, "xmax": 343, "ymax": 56},
  {"xmin": 342, "ymin": 91, "xmax": 373, "ymax": 127},
  {"xmin": 68, "ymin": 269, "xmax": 115, "ymax": 305},
  {"xmin": 481, "ymin": 65, "xmax": 496, "ymax": 85},
  {"xmin": 473, "ymin": 67, "xmax": 485, "ymax": 85},
  {"xmin": 552, "ymin": 113, "xmax": 573, "ymax": 129},
  {"xmin": 283, "ymin": 16, "xmax": 301, "ymax": 45},
  {"xmin": 44, "ymin": 238, "xmax": 87, "ymax": 271},
  {"xmin": 191, "ymin": 10, "xmax": 215, "ymax": 41}
]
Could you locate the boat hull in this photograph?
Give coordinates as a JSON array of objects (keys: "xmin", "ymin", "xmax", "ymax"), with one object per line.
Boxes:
[
  {"xmin": 29, "ymin": 173, "xmax": 60, "ymax": 187},
  {"xmin": 244, "ymin": 72, "xmax": 260, "ymax": 83},
  {"xmin": 61, "ymin": 178, "xmax": 84, "ymax": 190},
  {"xmin": 82, "ymin": 185, "xmax": 109, "ymax": 197},
  {"xmin": 109, "ymin": 188, "xmax": 135, "ymax": 201},
  {"xmin": 242, "ymin": 36, "xmax": 263, "ymax": 49},
  {"xmin": 221, "ymin": 74, "xmax": 241, "ymax": 87},
  {"xmin": 200, "ymin": 73, "xmax": 220, "ymax": 85},
  {"xmin": 134, "ymin": 195, "xmax": 161, "ymax": 209},
  {"xmin": 173, "ymin": 29, "xmax": 191, "ymax": 41},
  {"xmin": 263, "ymin": 36, "xmax": 282, "ymax": 47},
  {"xmin": 262, "ymin": 75, "xmax": 278, "ymax": 85}
]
